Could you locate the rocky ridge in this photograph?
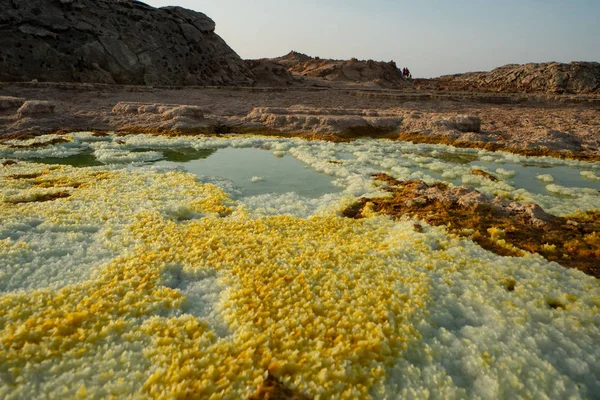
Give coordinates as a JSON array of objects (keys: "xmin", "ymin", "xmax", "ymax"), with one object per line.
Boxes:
[
  {"xmin": 271, "ymin": 51, "xmax": 410, "ymax": 88},
  {"xmin": 0, "ymin": 0, "xmax": 254, "ymax": 86},
  {"xmin": 416, "ymin": 62, "xmax": 600, "ymax": 94}
]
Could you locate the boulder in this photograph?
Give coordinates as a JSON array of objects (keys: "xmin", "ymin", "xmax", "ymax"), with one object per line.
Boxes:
[
  {"xmin": 432, "ymin": 115, "xmax": 481, "ymax": 133},
  {"xmin": 17, "ymin": 101, "xmax": 56, "ymax": 117},
  {"xmin": 0, "ymin": 0, "xmax": 255, "ymax": 86}
]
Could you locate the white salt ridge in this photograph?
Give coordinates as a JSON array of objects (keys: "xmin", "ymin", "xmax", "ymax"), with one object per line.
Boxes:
[
  {"xmin": 241, "ymin": 192, "xmax": 346, "ymax": 218},
  {"xmin": 495, "ymin": 168, "xmax": 517, "ymax": 178},
  {"xmin": 92, "ymin": 148, "xmax": 164, "ymax": 164},
  {"xmin": 581, "ymin": 170, "xmax": 600, "ymax": 182},
  {"xmin": 0, "ymin": 229, "xmax": 116, "ymax": 292},
  {"xmin": 537, "ymin": 174, "xmax": 555, "ymax": 183},
  {"xmin": 376, "ymin": 221, "xmax": 600, "ymax": 399}
]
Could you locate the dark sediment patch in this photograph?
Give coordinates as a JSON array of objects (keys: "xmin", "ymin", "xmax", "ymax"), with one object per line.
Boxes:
[
  {"xmin": 7, "ymin": 172, "xmax": 45, "ymax": 179},
  {"xmin": 8, "ymin": 137, "xmax": 70, "ymax": 149},
  {"xmin": 7, "ymin": 191, "xmax": 71, "ymax": 204},
  {"xmin": 33, "ymin": 178, "xmax": 83, "ymax": 189},
  {"xmin": 343, "ymin": 174, "xmax": 600, "ymax": 278},
  {"xmin": 470, "ymin": 168, "xmax": 499, "ymax": 182},
  {"xmin": 248, "ymin": 372, "xmax": 310, "ymax": 400}
]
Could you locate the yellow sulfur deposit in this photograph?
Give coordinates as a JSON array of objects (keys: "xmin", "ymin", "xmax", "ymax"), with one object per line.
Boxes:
[
  {"xmin": 1, "ymin": 151, "xmax": 599, "ymax": 399},
  {"xmin": 0, "ymin": 162, "xmax": 429, "ymax": 399}
]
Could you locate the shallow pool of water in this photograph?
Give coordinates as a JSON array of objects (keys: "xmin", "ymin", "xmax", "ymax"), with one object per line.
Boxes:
[
  {"xmin": 470, "ymin": 160, "xmax": 600, "ymax": 194},
  {"xmin": 156, "ymin": 147, "xmax": 339, "ymax": 198},
  {"xmin": 34, "ymin": 150, "xmax": 104, "ymax": 167},
  {"xmin": 4, "ymin": 135, "xmax": 599, "ymax": 205}
]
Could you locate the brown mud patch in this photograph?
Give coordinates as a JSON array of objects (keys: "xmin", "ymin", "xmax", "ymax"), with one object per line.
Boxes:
[
  {"xmin": 7, "ymin": 191, "xmax": 71, "ymax": 204},
  {"xmin": 343, "ymin": 174, "xmax": 600, "ymax": 278},
  {"xmin": 248, "ymin": 372, "xmax": 310, "ymax": 400},
  {"xmin": 470, "ymin": 168, "xmax": 499, "ymax": 182},
  {"xmin": 33, "ymin": 178, "xmax": 84, "ymax": 189},
  {"xmin": 7, "ymin": 172, "xmax": 46, "ymax": 180}
]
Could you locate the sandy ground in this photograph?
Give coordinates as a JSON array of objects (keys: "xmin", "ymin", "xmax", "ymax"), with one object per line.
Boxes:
[{"xmin": 1, "ymin": 82, "xmax": 599, "ymax": 160}]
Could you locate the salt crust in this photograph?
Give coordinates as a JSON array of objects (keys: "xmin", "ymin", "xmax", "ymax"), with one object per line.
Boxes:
[
  {"xmin": 581, "ymin": 171, "xmax": 600, "ymax": 182},
  {"xmin": 537, "ymin": 174, "xmax": 555, "ymax": 183},
  {"xmin": 0, "ymin": 133, "xmax": 599, "ymax": 399}
]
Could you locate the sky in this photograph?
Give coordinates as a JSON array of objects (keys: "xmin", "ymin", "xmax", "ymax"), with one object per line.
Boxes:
[{"xmin": 143, "ymin": 0, "xmax": 600, "ymax": 78}]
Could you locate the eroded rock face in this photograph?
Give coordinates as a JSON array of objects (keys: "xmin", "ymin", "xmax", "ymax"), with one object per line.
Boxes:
[
  {"xmin": 417, "ymin": 62, "xmax": 600, "ymax": 94},
  {"xmin": 0, "ymin": 0, "xmax": 255, "ymax": 86},
  {"xmin": 110, "ymin": 101, "xmax": 210, "ymax": 132},
  {"xmin": 245, "ymin": 107, "xmax": 403, "ymax": 135},
  {"xmin": 270, "ymin": 51, "xmax": 410, "ymax": 88}
]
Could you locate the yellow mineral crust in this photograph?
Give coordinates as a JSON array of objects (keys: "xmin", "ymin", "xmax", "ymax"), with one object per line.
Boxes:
[
  {"xmin": 130, "ymin": 213, "xmax": 429, "ymax": 398},
  {"xmin": 0, "ymin": 163, "xmax": 430, "ymax": 399}
]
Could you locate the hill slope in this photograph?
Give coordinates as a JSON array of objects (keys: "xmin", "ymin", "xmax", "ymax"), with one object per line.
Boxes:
[
  {"xmin": 416, "ymin": 62, "xmax": 600, "ymax": 94},
  {"xmin": 0, "ymin": 0, "xmax": 254, "ymax": 86}
]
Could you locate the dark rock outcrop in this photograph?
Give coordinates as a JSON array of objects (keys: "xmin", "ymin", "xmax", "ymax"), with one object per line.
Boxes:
[
  {"xmin": 0, "ymin": 0, "xmax": 255, "ymax": 86},
  {"xmin": 415, "ymin": 62, "xmax": 600, "ymax": 94}
]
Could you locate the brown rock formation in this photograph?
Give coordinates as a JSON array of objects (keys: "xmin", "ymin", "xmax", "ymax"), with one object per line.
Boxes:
[
  {"xmin": 270, "ymin": 51, "xmax": 410, "ymax": 88},
  {"xmin": 416, "ymin": 62, "xmax": 600, "ymax": 94},
  {"xmin": 343, "ymin": 174, "xmax": 600, "ymax": 277},
  {"xmin": 244, "ymin": 107, "xmax": 403, "ymax": 136},
  {"xmin": 0, "ymin": 0, "xmax": 255, "ymax": 86}
]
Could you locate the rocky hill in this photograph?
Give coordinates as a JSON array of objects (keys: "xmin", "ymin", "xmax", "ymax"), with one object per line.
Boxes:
[
  {"xmin": 416, "ymin": 62, "xmax": 600, "ymax": 94},
  {"xmin": 0, "ymin": 0, "xmax": 254, "ymax": 86},
  {"xmin": 270, "ymin": 51, "xmax": 409, "ymax": 88}
]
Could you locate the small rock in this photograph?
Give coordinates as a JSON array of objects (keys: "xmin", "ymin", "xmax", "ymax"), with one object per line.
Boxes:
[
  {"xmin": 457, "ymin": 190, "xmax": 490, "ymax": 209},
  {"xmin": 17, "ymin": 101, "xmax": 56, "ymax": 118},
  {"xmin": 517, "ymin": 203, "xmax": 554, "ymax": 227},
  {"xmin": 112, "ymin": 102, "xmax": 141, "ymax": 115},
  {"xmin": 405, "ymin": 197, "xmax": 428, "ymax": 208},
  {"xmin": 432, "ymin": 115, "xmax": 481, "ymax": 133},
  {"xmin": 161, "ymin": 105, "xmax": 205, "ymax": 120}
]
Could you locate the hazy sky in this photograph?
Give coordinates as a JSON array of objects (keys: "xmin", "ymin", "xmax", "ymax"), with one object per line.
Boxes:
[{"xmin": 143, "ymin": 0, "xmax": 600, "ymax": 78}]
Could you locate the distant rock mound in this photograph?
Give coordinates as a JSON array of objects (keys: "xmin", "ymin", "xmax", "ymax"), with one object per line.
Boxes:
[
  {"xmin": 244, "ymin": 59, "xmax": 299, "ymax": 87},
  {"xmin": 270, "ymin": 51, "xmax": 410, "ymax": 88},
  {"xmin": 0, "ymin": 0, "xmax": 255, "ymax": 86},
  {"xmin": 416, "ymin": 62, "xmax": 600, "ymax": 94}
]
